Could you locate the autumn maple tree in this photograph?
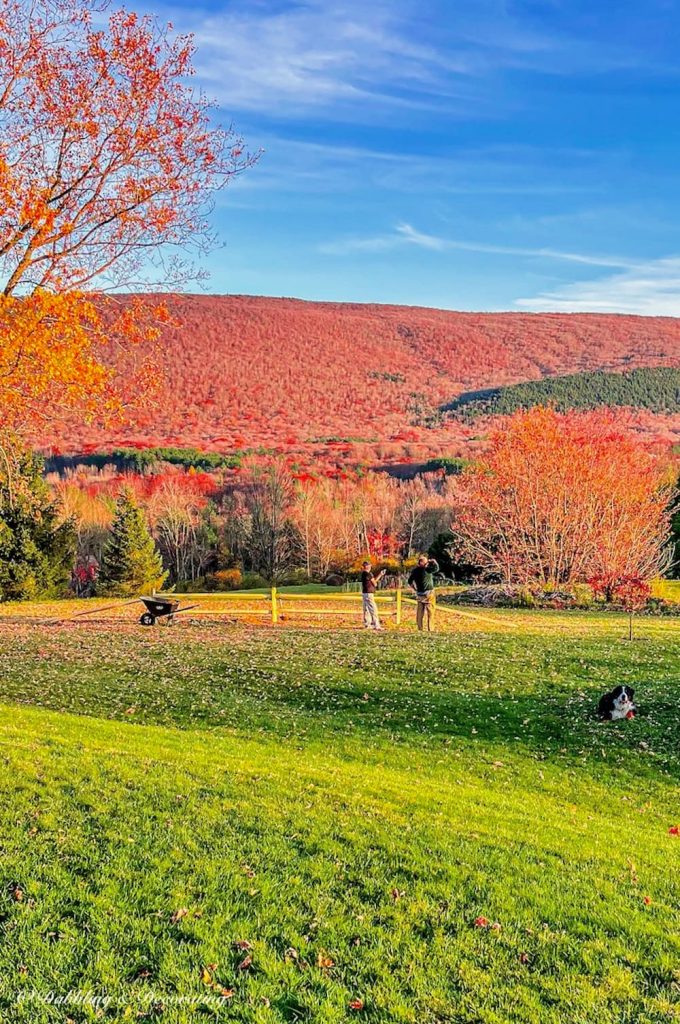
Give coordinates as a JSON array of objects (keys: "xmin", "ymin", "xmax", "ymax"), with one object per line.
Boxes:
[
  {"xmin": 590, "ymin": 575, "xmax": 651, "ymax": 639},
  {"xmin": 0, "ymin": 0, "xmax": 254, "ymax": 433},
  {"xmin": 455, "ymin": 407, "xmax": 673, "ymax": 588}
]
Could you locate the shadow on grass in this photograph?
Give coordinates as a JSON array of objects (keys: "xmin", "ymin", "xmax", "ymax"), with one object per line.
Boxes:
[{"xmin": 1, "ymin": 625, "xmax": 678, "ymax": 781}]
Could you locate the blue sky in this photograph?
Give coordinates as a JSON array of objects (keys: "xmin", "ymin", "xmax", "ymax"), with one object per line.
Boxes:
[{"xmin": 162, "ymin": 0, "xmax": 680, "ymax": 313}]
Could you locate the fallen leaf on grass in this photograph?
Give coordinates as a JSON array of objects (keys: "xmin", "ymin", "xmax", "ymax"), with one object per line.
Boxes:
[
  {"xmin": 349, "ymin": 999, "xmax": 364, "ymax": 1011},
  {"xmin": 390, "ymin": 888, "xmax": 404, "ymax": 901},
  {"xmin": 519, "ymin": 952, "xmax": 530, "ymax": 964},
  {"xmin": 170, "ymin": 908, "xmax": 189, "ymax": 924},
  {"xmin": 669, "ymin": 825, "xmax": 679, "ymax": 836},
  {"xmin": 200, "ymin": 967, "xmax": 213, "ymax": 986},
  {"xmin": 474, "ymin": 916, "xmax": 489, "ymax": 928},
  {"xmin": 233, "ymin": 940, "xmax": 252, "ymax": 951},
  {"xmin": 237, "ymin": 956, "xmax": 253, "ymax": 972},
  {"xmin": 644, "ymin": 895, "xmax": 652, "ymax": 906},
  {"xmin": 284, "ymin": 947, "xmax": 309, "ymax": 970},
  {"xmin": 317, "ymin": 952, "xmax": 335, "ymax": 969},
  {"xmin": 218, "ymin": 988, "xmax": 235, "ymax": 999}
]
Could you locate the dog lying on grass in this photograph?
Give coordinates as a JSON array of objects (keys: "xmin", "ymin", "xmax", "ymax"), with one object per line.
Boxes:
[{"xmin": 598, "ymin": 685, "xmax": 636, "ymax": 721}]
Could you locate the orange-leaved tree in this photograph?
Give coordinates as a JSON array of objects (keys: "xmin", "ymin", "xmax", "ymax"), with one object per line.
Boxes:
[
  {"xmin": 454, "ymin": 407, "xmax": 673, "ymax": 587},
  {"xmin": 0, "ymin": 0, "xmax": 255, "ymax": 432}
]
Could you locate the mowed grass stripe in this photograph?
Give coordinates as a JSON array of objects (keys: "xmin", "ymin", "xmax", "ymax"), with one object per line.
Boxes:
[{"xmin": 0, "ymin": 706, "xmax": 679, "ymax": 1023}]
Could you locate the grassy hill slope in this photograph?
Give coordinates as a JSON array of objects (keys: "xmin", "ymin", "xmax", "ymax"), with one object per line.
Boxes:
[{"xmin": 0, "ymin": 617, "xmax": 679, "ymax": 1023}]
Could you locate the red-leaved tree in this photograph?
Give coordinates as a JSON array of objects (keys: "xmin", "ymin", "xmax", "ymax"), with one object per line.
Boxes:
[
  {"xmin": 0, "ymin": 0, "xmax": 255, "ymax": 432},
  {"xmin": 455, "ymin": 407, "xmax": 673, "ymax": 587},
  {"xmin": 590, "ymin": 575, "xmax": 651, "ymax": 639}
]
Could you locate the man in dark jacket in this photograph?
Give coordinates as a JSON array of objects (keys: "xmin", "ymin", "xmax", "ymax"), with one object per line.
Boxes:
[{"xmin": 408, "ymin": 555, "xmax": 439, "ymax": 631}]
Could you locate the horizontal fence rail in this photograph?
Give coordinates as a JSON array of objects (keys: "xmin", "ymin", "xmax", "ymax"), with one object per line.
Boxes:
[{"xmin": 154, "ymin": 588, "xmax": 404, "ymax": 625}]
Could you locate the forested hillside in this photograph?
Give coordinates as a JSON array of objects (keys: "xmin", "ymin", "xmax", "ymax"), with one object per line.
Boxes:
[
  {"xmin": 447, "ymin": 367, "xmax": 680, "ymax": 420},
  {"xmin": 36, "ymin": 294, "xmax": 680, "ymax": 460}
]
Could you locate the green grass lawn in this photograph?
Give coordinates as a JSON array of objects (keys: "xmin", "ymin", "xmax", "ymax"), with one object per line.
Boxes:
[{"xmin": 0, "ymin": 614, "xmax": 679, "ymax": 1023}]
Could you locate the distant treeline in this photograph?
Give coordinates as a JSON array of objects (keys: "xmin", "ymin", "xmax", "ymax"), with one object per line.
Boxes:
[
  {"xmin": 445, "ymin": 366, "xmax": 680, "ymax": 419},
  {"xmin": 45, "ymin": 447, "xmax": 242, "ymax": 475}
]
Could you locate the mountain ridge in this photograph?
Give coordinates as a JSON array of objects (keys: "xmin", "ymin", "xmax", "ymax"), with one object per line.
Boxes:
[{"xmin": 41, "ymin": 293, "xmax": 680, "ymax": 459}]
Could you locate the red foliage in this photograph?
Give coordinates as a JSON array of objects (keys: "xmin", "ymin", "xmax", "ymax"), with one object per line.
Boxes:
[
  {"xmin": 589, "ymin": 574, "xmax": 651, "ymax": 608},
  {"xmin": 31, "ymin": 294, "xmax": 680, "ymax": 459},
  {"xmin": 456, "ymin": 408, "xmax": 672, "ymax": 586}
]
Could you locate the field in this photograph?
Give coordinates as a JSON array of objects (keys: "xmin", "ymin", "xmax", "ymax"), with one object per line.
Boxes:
[
  {"xmin": 38, "ymin": 295, "xmax": 680, "ymax": 461},
  {"xmin": 0, "ymin": 610, "xmax": 679, "ymax": 1023}
]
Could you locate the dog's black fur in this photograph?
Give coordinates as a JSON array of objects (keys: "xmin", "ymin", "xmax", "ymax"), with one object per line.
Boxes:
[{"xmin": 597, "ymin": 685, "xmax": 636, "ymax": 721}]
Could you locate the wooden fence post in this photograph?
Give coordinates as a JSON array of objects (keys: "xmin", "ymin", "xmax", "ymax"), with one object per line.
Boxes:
[
  {"xmin": 271, "ymin": 587, "xmax": 278, "ymax": 625},
  {"xmin": 395, "ymin": 587, "xmax": 402, "ymax": 626}
]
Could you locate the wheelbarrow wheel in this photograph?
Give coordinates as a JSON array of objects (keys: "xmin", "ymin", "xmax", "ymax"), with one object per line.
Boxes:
[{"xmin": 140, "ymin": 612, "xmax": 156, "ymax": 626}]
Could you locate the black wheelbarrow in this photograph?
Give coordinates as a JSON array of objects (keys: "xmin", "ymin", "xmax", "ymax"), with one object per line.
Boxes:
[{"xmin": 139, "ymin": 596, "xmax": 197, "ymax": 626}]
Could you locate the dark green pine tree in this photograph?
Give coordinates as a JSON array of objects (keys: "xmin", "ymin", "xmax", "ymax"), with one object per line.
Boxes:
[
  {"xmin": 0, "ymin": 438, "xmax": 76, "ymax": 601},
  {"xmin": 98, "ymin": 490, "xmax": 167, "ymax": 596},
  {"xmin": 669, "ymin": 478, "xmax": 680, "ymax": 580}
]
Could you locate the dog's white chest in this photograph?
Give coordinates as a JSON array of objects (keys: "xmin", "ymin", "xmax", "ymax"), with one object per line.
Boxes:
[{"xmin": 610, "ymin": 707, "xmax": 629, "ymax": 720}]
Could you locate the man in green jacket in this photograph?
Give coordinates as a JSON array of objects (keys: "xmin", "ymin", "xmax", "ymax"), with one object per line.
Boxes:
[{"xmin": 408, "ymin": 555, "xmax": 439, "ymax": 631}]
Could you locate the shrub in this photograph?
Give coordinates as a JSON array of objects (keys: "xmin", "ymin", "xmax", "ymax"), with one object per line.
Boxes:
[
  {"xmin": 278, "ymin": 567, "xmax": 311, "ymax": 586},
  {"xmin": 325, "ymin": 573, "xmax": 345, "ymax": 587},
  {"xmin": 572, "ymin": 583, "xmax": 595, "ymax": 608},
  {"xmin": 210, "ymin": 568, "xmax": 243, "ymax": 591},
  {"xmin": 241, "ymin": 571, "xmax": 268, "ymax": 590}
]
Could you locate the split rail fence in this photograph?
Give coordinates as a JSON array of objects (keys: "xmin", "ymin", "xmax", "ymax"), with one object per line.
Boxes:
[{"xmin": 154, "ymin": 588, "xmax": 404, "ymax": 625}]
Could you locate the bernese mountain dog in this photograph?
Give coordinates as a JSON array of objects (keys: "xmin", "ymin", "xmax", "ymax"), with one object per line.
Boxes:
[{"xmin": 598, "ymin": 685, "xmax": 636, "ymax": 721}]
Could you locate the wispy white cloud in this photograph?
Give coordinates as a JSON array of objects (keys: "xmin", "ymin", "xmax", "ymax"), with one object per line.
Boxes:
[
  {"xmin": 516, "ymin": 258, "xmax": 680, "ymax": 315},
  {"xmin": 166, "ymin": 0, "xmax": 477, "ymax": 119},
  {"xmin": 320, "ymin": 222, "xmax": 637, "ymax": 269},
  {"xmin": 157, "ymin": 0, "xmax": 668, "ymax": 120}
]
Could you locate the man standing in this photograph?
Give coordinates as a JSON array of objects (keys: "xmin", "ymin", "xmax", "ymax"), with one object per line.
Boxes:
[
  {"xmin": 360, "ymin": 560, "xmax": 385, "ymax": 630},
  {"xmin": 408, "ymin": 555, "xmax": 439, "ymax": 632}
]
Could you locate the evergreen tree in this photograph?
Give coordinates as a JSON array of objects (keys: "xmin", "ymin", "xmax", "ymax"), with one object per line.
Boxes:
[
  {"xmin": 428, "ymin": 531, "xmax": 482, "ymax": 583},
  {"xmin": 669, "ymin": 478, "xmax": 680, "ymax": 579},
  {"xmin": 98, "ymin": 490, "xmax": 167, "ymax": 596},
  {"xmin": 0, "ymin": 435, "xmax": 76, "ymax": 601}
]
